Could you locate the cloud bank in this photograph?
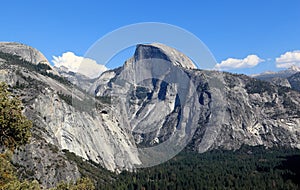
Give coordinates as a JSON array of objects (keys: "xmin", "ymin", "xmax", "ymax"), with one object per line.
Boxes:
[
  {"xmin": 52, "ymin": 52, "xmax": 107, "ymax": 78},
  {"xmin": 276, "ymin": 50, "xmax": 300, "ymax": 68},
  {"xmin": 214, "ymin": 55, "xmax": 264, "ymax": 70}
]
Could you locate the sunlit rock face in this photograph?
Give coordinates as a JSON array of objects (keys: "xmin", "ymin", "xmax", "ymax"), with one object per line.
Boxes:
[
  {"xmin": 93, "ymin": 43, "xmax": 300, "ymax": 155},
  {"xmin": 1, "ymin": 42, "xmax": 300, "ymax": 186},
  {"xmin": 0, "ymin": 42, "xmax": 50, "ymax": 65}
]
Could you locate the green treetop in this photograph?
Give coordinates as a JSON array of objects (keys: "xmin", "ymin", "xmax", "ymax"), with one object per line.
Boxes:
[{"xmin": 0, "ymin": 82, "xmax": 32, "ymax": 150}]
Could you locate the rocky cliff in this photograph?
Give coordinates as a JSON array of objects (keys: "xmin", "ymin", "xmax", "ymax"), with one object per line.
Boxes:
[
  {"xmin": 0, "ymin": 44, "xmax": 141, "ymax": 177},
  {"xmin": 0, "ymin": 42, "xmax": 300, "ymax": 187},
  {"xmin": 93, "ymin": 43, "xmax": 300, "ymax": 155}
]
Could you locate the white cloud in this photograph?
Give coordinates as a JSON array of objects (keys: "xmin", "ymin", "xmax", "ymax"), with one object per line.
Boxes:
[
  {"xmin": 214, "ymin": 55, "xmax": 264, "ymax": 70},
  {"xmin": 276, "ymin": 50, "xmax": 300, "ymax": 68},
  {"xmin": 52, "ymin": 52, "xmax": 107, "ymax": 78}
]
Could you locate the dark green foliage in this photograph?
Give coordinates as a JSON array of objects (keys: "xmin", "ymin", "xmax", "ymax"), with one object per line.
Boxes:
[
  {"xmin": 135, "ymin": 86, "xmax": 150, "ymax": 99},
  {"xmin": 13, "ymin": 79, "xmax": 26, "ymax": 90},
  {"xmin": 62, "ymin": 146, "xmax": 300, "ymax": 189},
  {"xmin": 57, "ymin": 92, "xmax": 72, "ymax": 106},
  {"xmin": 0, "ymin": 51, "xmax": 72, "ymax": 86},
  {"xmin": 57, "ymin": 91, "xmax": 111, "ymax": 113},
  {"xmin": 282, "ymin": 96, "xmax": 297, "ymax": 110},
  {"xmin": 51, "ymin": 177, "xmax": 95, "ymax": 190},
  {"xmin": 59, "ymin": 94, "xmax": 98, "ymax": 113},
  {"xmin": 95, "ymin": 96, "xmax": 112, "ymax": 104},
  {"xmin": 277, "ymin": 86, "xmax": 291, "ymax": 96},
  {"xmin": 62, "ymin": 149, "xmax": 115, "ymax": 189},
  {"xmin": 245, "ymin": 79, "xmax": 275, "ymax": 94},
  {"xmin": 1, "ymin": 51, "xmax": 110, "ymax": 113},
  {"xmin": 1, "ymin": 151, "xmax": 95, "ymax": 190},
  {"xmin": 36, "ymin": 63, "xmax": 51, "ymax": 70},
  {"xmin": 224, "ymin": 75, "xmax": 238, "ymax": 89},
  {"xmin": 279, "ymin": 89, "xmax": 300, "ymax": 116},
  {"xmin": 111, "ymin": 146, "xmax": 300, "ymax": 189},
  {"xmin": 45, "ymin": 72, "xmax": 72, "ymax": 86},
  {"xmin": 0, "ymin": 82, "xmax": 32, "ymax": 150},
  {"xmin": 0, "ymin": 152, "xmax": 41, "ymax": 189}
]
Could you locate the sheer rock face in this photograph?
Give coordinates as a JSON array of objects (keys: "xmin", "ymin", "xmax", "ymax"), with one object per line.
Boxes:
[
  {"xmin": 29, "ymin": 88, "xmax": 141, "ymax": 172},
  {"xmin": 0, "ymin": 67, "xmax": 80, "ymax": 188},
  {"xmin": 93, "ymin": 43, "xmax": 300, "ymax": 153},
  {"xmin": 134, "ymin": 43, "xmax": 197, "ymax": 69},
  {"xmin": 0, "ymin": 63, "xmax": 141, "ymax": 174},
  {"xmin": 1, "ymin": 42, "xmax": 300, "ymax": 186}
]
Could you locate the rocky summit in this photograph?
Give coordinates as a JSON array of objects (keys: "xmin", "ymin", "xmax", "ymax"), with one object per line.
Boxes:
[
  {"xmin": 0, "ymin": 42, "xmax": 300, "ymax": 187},
  {"xmin": 0, "ymin": 42, "xmax": 50, "ymax": 66}
]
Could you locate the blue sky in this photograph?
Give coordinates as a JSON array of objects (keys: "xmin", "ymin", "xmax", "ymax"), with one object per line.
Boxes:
[{"xmin": 0, "ymin": 0, "xmax": 299, "ymax": 75}]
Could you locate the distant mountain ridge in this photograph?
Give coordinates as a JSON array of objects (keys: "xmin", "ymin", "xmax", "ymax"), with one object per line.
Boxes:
[
  {"xmin": 252, "ymin": 65, "xmax": 300, "ymax": 79},
  {"xmin": 252, "ymin": 65, "xmax": 300, "ymax": 91}
]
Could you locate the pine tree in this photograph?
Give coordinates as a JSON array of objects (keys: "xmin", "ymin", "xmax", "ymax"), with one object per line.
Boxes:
[{"xmin": 0, "ymin": 82, "xmax": 32, "ymax": 150}]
